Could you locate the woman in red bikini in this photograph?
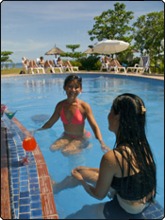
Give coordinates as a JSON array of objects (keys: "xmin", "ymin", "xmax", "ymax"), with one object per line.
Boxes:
[{"xmin": 38, "ymin": 74, "xmax": 109, "ymax": 155}]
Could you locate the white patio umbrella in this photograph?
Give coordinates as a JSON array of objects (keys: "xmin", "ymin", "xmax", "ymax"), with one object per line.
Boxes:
[{"xmin": 93, "ymin": 39, "xmax": 129, "ymax": 55}]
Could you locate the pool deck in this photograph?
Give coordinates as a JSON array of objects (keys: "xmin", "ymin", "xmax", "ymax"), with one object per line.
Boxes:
[{"xmin": 1, "ymin": 72, "xmax": 164, "ymax": 219}]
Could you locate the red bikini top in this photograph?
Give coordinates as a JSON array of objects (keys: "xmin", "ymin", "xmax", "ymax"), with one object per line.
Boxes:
[{"xmin": 60, "ymin": 101, "xmax": 85, "ymax": 125}]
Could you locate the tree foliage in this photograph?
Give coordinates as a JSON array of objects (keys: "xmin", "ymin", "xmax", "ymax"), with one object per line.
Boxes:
[
  {"xmin": 133, "ymin": 11, "xmax": 164, "ymax": 72},
  {"xmin": 66, "ymin": 44, "xmax": 80, "ymax": 52},
  {"xmin": 133, "ymin": 11, "xmax": 164, "ymax": 56},
  {"xmin": 1, "ymin": 51, "xmax": 13, "ymax": 63},
  {"xmin": 88, "ymin": 2, "xmax": 134, "ymax": 43}
]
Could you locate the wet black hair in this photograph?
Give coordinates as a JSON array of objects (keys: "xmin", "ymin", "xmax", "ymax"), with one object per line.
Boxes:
[
  {"xmin": 112, "ymin": 93, "xmax": 156, "ymax": 202},
  {"xmin": 63, "ymin": 74, "xmax": 82, "ymax": 89}
]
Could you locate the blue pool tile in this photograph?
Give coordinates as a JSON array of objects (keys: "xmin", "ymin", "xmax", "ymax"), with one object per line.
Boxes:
[
  {"xmin": 20, "ymin": 198, "xmax": 30, "ymax": 205},
  {"xmin": 31, "ymin": 209, "xmax": 43, "ymax": 218},
  {"xmin": 20, "ymin": 170, "xmax": 28, "ymax": 175},
  {"xmin": 30, "ymin": 188, "xmax": 40, "ymax": 195},
  {"xmin": 20, "ymin": 180, "xmax": 28, "ymax": 187},
  {"xmin": 19, "ymin": 205, "xmax": 30, "ymax": 213},
  {"xmin": 30, "ymin": 183, "xmax": 39, "ymax": 190},
  {"xmin": 13, "ymin": 183, "xmax": 19, "ymax": 189},
  {"xmin": 142, "ymin": 201, "xmax": 164, "ymax": 219},
  {"xmin": 13, "ymin": 202, "xmax": 19, "ymax": 209},
  {"xmin": 29, "ymin": 172, "xmax": 38, "ymax": 178},
  {"xmin": 20, "ymin": 191, "xmax": 30, "ymax": 198},
  {"xmin": 13, "ymin": 195, "xmax": 19, "ymax": 202},
  {"xmin": 28, "ymin": 165, "xmax": 37, "ymax": 170},
  {"xmin": 19, "ymin": 213, "xmax": 31, "ymax": 219},
  {"xmin": 20, "ymin": 174, "xmax": 28, "ymax": 180},
  {"xmin": 31, "ymin": 202, "xmax": 42, "ymax": 209},
  {"xmin": 11, "ymin": 176, "xmax": 19, "ymax": 182},
  {"xmin": 30, "ymin": 194, "xmax": 41, "ymax": 202},
  {"xmin": 29, "ymin": 177, "xmax": 39, "ymax": 184},
  {"xmin": 20, "ymin": 166, "xmax": 28, "ymax": 172},
  {"xmin": 11, "ymin": 172, "xmax": 19, "ymax": 178},
  {"xmin": 10, "ymin": 169, "xmax": 19, "ymax": 175},
  {"xmin": 13, "ymin": 189, "xmax": 19, "ymax": 194},
  {"xmin": 20, "ymin": 185, "xmax": 29, "ymax": 192}
]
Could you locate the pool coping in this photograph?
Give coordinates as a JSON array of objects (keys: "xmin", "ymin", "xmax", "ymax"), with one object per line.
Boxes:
[
  {"xmin": 1, "ymin": 117, "xmax": 58, "ymax": 219},
  {"xmin": 1, "ymin": 71, "xmax": 164, "ymax": 81},
  {"xmin": 1, "ymin": 125, "xmax": 12, "ymax": 219}
]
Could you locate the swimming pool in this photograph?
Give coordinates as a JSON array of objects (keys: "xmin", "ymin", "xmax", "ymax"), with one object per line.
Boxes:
[{"xmin": 1, "ymin": 73, "xmax": 164, "ymax": 218}]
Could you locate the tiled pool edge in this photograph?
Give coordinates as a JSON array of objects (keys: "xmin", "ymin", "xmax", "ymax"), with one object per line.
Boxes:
[
  {"xmin": 1, "ymin": 125, "xmax": 12, "ymax": 219},
  {"xmin": 1, "ymin": 117, "xmax": 58, "ymax": 219}
]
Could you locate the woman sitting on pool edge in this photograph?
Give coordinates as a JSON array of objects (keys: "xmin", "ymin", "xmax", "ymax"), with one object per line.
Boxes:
[
  {"xmin": 37, "ymin": 74, "xmax": 109, "ymax": 155},
  {"xmin": 52, "ymin": 93, "xmax": 158, "ymax": 219}
]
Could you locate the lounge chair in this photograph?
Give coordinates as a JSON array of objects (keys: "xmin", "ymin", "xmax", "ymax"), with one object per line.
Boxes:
[
  {"xmin": 100, "ymin": 63, "xmax": 109, "ymax": 71},
  {"xmin": 64, "ymin": 61, "xmax": 79, "ymax": 72},
  {"xmin": 48, "ymin": 60, "xmax": 63, "ymax": 73},
  {"xmin": 127, "ymin": 56, "xmax": 150, "ymax": 74},
  {"xmin": 29, "ymin": 60, "xmax": 45, "ymax": 74},
  {"xmin": 109, "ymin": 59, "xmax": 126, "ymax": 74},
  {"xmin": 22, "ymin": 58, "xmax": 45, "ymax": 74},
  {"xmin": 127, "ymin": 64, "xmax": 143, "ymax": 74},
  {"xmin": 100, "ymin": 56, "xmax": 110, "ymax": 72}
]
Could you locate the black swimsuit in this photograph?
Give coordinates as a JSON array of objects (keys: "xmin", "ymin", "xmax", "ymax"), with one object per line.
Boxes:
[
  {"xmin": 103, "ymin": 148, "xmax": 155, "ymax": 219},
  {"xmin": 111, "ymin": 172, "xmax": 154, "ymax": 200}
]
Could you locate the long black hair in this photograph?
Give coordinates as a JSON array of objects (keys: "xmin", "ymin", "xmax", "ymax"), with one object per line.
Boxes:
[{"xmin": 112, "ymin": 93, "xmax": 156, "ymax": 201}]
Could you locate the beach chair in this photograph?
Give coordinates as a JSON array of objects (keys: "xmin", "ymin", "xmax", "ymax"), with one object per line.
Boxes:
[
  {"xmin": 100, "ymin": 63, "xmax": 109, "ymax": 71},
  {"xmin": 127, "ymin": 56, "xmax": 150, "ymax": 74},
  {"xmin": 109, "ymin": 59, "xmax": 126, "ymax": 74},
  {"xmin": 48, "ymin": 60, "xmax": 63, "ymax": 73},
  {"xmin": 30, "ymin": 60, "xmax": 45, "ymax": 74},
  {"xmin": 63, "ymin": 61, "xmax": 79, "ymax": 73},
  {"xmin": 22, "ymin": 59, "xmax": 45, "ymax": 74},
  {"xmin": 100, "ymin": 56, "xmax": 110, "ymax": 72}
]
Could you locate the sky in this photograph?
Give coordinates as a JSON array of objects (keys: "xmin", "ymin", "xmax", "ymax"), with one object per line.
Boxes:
[{"xmin": 1, "ymin": 1, "xmax": 164, "ymax": 63}]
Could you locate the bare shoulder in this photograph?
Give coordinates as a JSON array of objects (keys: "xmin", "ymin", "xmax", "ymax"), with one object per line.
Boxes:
[
  {"xmin": 56, "ymin": 99, "xmax": 66, "ymax": 111},
  {"xmin": 78, "ymin": 99, "xmax": 91, "ymax": 111},
  {"xmin": 100, "ymin": 150, "xmax": 119, "ymax": 175},
  {"xmin": 102, "ymin": 150, "xmax": 118, "ymax": 168},
  {"xmin": 103, "ymin": 150, "xmax": 116, "ymax": 160}
]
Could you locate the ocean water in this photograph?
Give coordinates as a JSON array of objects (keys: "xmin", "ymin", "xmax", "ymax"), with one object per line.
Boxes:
[{"xmin": 1, "ymin": 62, "xmax": 23, "ymax": 69}]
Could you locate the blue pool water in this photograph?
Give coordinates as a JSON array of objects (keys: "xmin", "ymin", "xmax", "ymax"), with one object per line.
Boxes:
[{"xmin": 1, "ymin": 74, "xmax": 164, "ymax": 218}]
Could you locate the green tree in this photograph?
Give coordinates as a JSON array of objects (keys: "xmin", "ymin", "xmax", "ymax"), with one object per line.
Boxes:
[
  {"xmin": 88, "ymin": 2, "xmax": 134, "ymax": 43},
  {"xmin": 133, "ymin": 11, "xmax": 164, "ymax": 73},
  {"xmin": 133, "ymin": 11, "xmax": 164, "ymax": 56},
  {"xmin": 66, "ymin": 44, "xmax": 80, "ymax": 52},
  {"xmin": 1, "ymin": 51, "xmax": 13, "ymax": 63}
]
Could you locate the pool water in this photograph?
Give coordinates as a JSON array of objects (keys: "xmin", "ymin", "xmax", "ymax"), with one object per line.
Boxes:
[{"xmin": 1, "ymin": 74, "xmax": 164, "ymax": 218}]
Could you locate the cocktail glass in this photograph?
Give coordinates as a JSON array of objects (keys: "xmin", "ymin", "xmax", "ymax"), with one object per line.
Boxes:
[
  {"xmin": 21, "ymin": 135, "xmax": 37, "ymax": 165},
  {"xmin": 4, "ymin": 110, "xmax": 17, "ymax": 127}
]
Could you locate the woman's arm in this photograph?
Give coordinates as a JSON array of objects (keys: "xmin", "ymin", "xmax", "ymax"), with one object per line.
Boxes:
[
  {"xmin": 72, "ymin": 151, "xmax": 116, "ymax": 200},
  {"xmin": 83, "ymin": 102, "xmax": 110, "ymax": 152}
]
